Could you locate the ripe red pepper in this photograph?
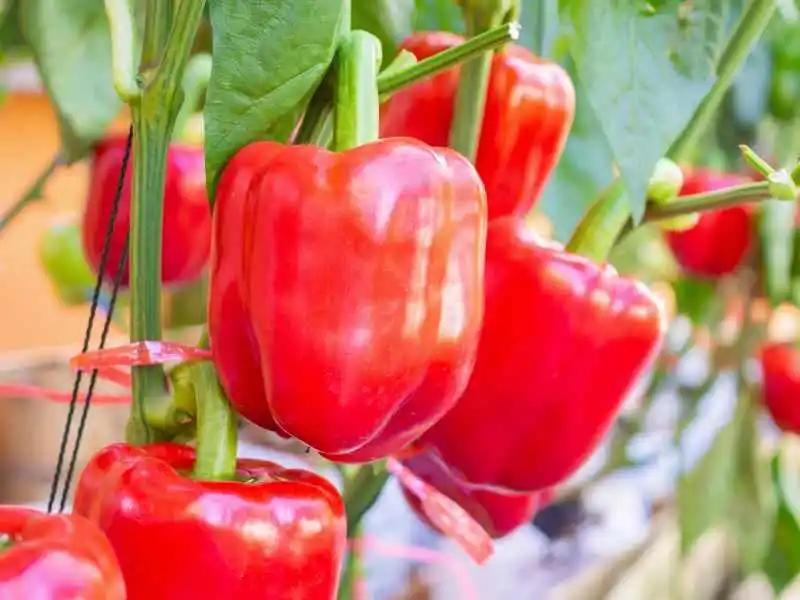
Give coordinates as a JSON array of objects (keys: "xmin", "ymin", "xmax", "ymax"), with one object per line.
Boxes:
[
  {"xmin": 379, "ymin": 31, "xmax": 575, "ymax": 220},
  {"xmin": 74, "ymin": 443, "xmax": 346, "ymax": 600},
  {"xmin": 760, "ymin": 342, "xmax": 800, "ymax": 434},
  {"xmin": 0, "ymin": 507, "xmax": 125, "ymax": 599},
  {"xmin": 420, "ymin": 218, "xmax": 666, "ymax": 492},
  {"xmin": 82, "ymin": 135, "xmax": 212, "ymax": 287},
  {"xmin": 209, "ymin": 139, "xmax": 487, "ymax": 462},
  {"xmin": 400, "ymin": 450, "xmax": 548, "ymax": 539},
  {"xmin": 664, "ymin": 168, "xmax": 753, "ymax": 278}
]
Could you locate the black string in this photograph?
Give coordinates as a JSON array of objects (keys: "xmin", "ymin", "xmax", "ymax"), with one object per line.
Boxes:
[{"xmin": 46, "ymin": 126, "xmax": 133, "ymax": 513}]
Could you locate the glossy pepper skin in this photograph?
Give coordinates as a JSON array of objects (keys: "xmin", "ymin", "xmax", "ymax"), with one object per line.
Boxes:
[
  {"xmin": 401, "ymin": 450, "xmax": 546, "ymax": 539},
  {"xmin": 74, "ymin": 443, "xmax": 346, "ymax": 600},
  {"xmin": 0, "ymin": 507, "xmax": 125, "ymax": 599},
  {"xmin": 379, "ymin": 32, "xmax": 575, "ymax": 220},
  {"xmin": 82, "ymin": 135, "xmax": 212, "ymax": 287},
  {"xmin": 760, "ymin": 343, "xmax": 800, "ymax": 434},
  {"xmin": 420, "ymin": 218, "xmax": 666, "ymax": 493},
  {"xmin": 209, "ymin": 139, "xmax": 488, "ymax": 462},
  {"xmin": 665, "ymin": 169, "xmax": 753, "ymax": 278}
]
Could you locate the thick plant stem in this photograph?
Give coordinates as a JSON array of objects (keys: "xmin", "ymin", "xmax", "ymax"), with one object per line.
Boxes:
[
  {"xmin": 0, "ymin": 154, "xmax": 63, "ymax": 235},
  {"xmin": 337, "ymin": 528, "xmax": 364, "ymax": 600},
  {"xmin": 333, "ymin": 31, "xmax": 383, "ymax": 152},
  {"xmin": 127, "ymin": 0, "xmax": 207, "ymax": 445},
  {"xmin": 191, "ymin": 361, "xmax": 238, "ymax": 481},
  {"xmin": 448, "ymin": 13, "xmax": 501, "ymax": 163},
  {"xmin": 343, "ymin": 463, "xmax": 391, "ymax": 534},
  {"xmin": 668, "ymin": 0, "xmax": 776, "ymax": 162}
]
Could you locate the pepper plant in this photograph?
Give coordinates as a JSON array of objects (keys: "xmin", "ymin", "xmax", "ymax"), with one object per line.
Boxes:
[{"xmin": 4, "ymin": 0, "xmax": 800, "ymax": 597}]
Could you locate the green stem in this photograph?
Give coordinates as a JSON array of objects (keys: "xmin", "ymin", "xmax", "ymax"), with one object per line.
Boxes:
[
  {"xmin": 343, "ymin": 463, "xmax": 391, "ymax": 534},
  {"xmin": 140, "ymin": 0, "xmax": 173, "ymax": 71},
  {"xmin": 644, "ymin": 181, "xmax": 770, "ymax": 221},
  {"xmin": 297, "ymin": 24, "xmax": 517, "ymax": 150},
  {"xmin": 668, "ymin": 0, "xmax": 777, "ymax": 162},
  {"xmin": 128, "ymin": 0, "xmax": 207, "ymax": 445},
  {"xmin": 337, "ymin": 529, "xmax": 363, "ymax": 600},
  {"xmin": 448, "ymin": 12, "xmax": 502, "ymax": 163},
  {"xmin": 191, "ymin": 360, "xmax": 238, "ymax": 481},
  {"xmin": 104, "ymin": 0, "xmax": 141, "ymax": 101},
  {"xmin": 172, "ymin": 53, "xmax": 212, "ymax": 142},
  {"xmin": 565, "ymin": 180, "xmax": 627, "ymax": 262},
  {"xmin": 0, "ymin": 154, "xmax": 63, "ymax": 236},
  {"xmin": 333, "ymin": 31, "xmax": 382, "ymax": 152},
  {"xmin": 294, "ymin": 73, "xmax": 334, "ymax": 146},
  {"xmin": 378, "ymin": 23, "xmax": 518, "ymax": 95}
]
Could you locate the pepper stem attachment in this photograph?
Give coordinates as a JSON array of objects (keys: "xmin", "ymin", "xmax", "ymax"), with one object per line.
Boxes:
[
  {"xmin": 191, "ymin": 360, "xmax": 238, "ymax": 481},
  {"xmin": 333, "ymin": 31, "xmax": 383, "ymax": 152}
]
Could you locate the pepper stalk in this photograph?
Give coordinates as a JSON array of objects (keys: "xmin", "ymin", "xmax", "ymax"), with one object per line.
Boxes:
[
  {"xmin": 449, "ymin": 0, "xmax": 520, "ymax": 163},
  {"xmin": 123, "ymin": 0, "xmax": 208, "ymax": 444}
]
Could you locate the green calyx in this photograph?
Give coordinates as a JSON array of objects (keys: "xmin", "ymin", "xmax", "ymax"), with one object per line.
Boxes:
[{"xmin": 0, "ymin": 534, "xmax": 12, "ymax": 553}]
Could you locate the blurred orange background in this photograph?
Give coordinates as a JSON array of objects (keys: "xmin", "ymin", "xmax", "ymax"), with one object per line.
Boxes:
[{"xmin": 0, "ymin": 92, "xmax": 127, "ymax": 353}]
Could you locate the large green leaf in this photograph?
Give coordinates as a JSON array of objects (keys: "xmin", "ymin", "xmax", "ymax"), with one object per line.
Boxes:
[
  {"xmin": 539, "ymin": 66, "xmax": 614, "ymax": 241},
  {"xmin": 560, "ymin": 0, "xmax": 726, "ymax": 222},
  {"xmin": 19, "ymin": 0, "xmax": 121, "ymax": 162},
  {"xmin": 204, "ymin": 0, "xmax": 346, "ymax": 197},
  {"xmin": 352, "ymin": 0, "xmax": 415, "ymax": 65}
]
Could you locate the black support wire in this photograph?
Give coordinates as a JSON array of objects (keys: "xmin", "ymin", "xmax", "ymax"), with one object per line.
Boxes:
[{"xmin": 47, "ymin": 126, "xmax": 133, "ymax": 513}]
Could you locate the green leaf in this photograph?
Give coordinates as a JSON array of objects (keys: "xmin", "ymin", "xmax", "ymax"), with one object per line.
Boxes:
[
  {"xmin": 539, "ymin": 67, "xmax": 614, "ymax": 241},
  {"xmin": 204, "ymin": 0, "xmax": 347, "ymax": 198},
  {"xmin": 763, "ymin": 447, "xmax": 800, "ymax": 593},
  {"xmin": 517, "ymin": 0, "xmax": 560, "ymax": 58},
  {"xmin": 414, "ymin": 0, "xmax": 464, "ymax": 33},
  {"xmin": 758, "ymin": 199, "xmax": 797, "ymax": 307},
  {"xmin": 352, "ymin": 0, "xmax": 415, "ymax": 65},
  {"xmin": 19, "ymin": 0, "xmax": 121, "ymax": 162},
  {"xmin": 560, "ymin": 0, "xmax": 725, "ymax": 222}
]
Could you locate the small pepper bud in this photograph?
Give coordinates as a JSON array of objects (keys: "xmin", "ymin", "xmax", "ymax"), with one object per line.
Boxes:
[
  {"xmin": 646, "ymin": 158, "xmax": 696, "ymax": 231},
  {"xmin": 768, "ymin": 169, "xmax": 799, "ymax": 201},
  {"xmin": 647, "ymin": 158, "xmax": 684, "ymax": 205}
]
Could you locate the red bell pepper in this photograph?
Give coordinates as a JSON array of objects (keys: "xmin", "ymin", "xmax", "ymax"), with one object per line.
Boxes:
[
  {"xmin": 82, "ymin": 135, "xmax": 212, "ymax": 287},
  {"xmin": 0, "ymin": 507, "xmax": 125, "ymax": 599},
  {"xmin": 420, "ymin": 217, "xmax": 666, "ymax": 492},
  {"xmin": 74, "ymin": 443, "xmax": 346, "ymax": 600},
  {"xmin": 400, "ymin": 450, "xmax": 547, "ymax": 539},
  {"xmin": 760, "ymin": 342, "xmax": 800, "ymax": 434},
  {"xmin": 379, "ymin": 31, "xmax": 575, "ymax": 220},
  {"xmin": 664, "ymin": 168, "xmax": 754, "ymax": 278},
  {"xmin": 209, "ymin": 138, "xmax": 488, "ymax": 462}
]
